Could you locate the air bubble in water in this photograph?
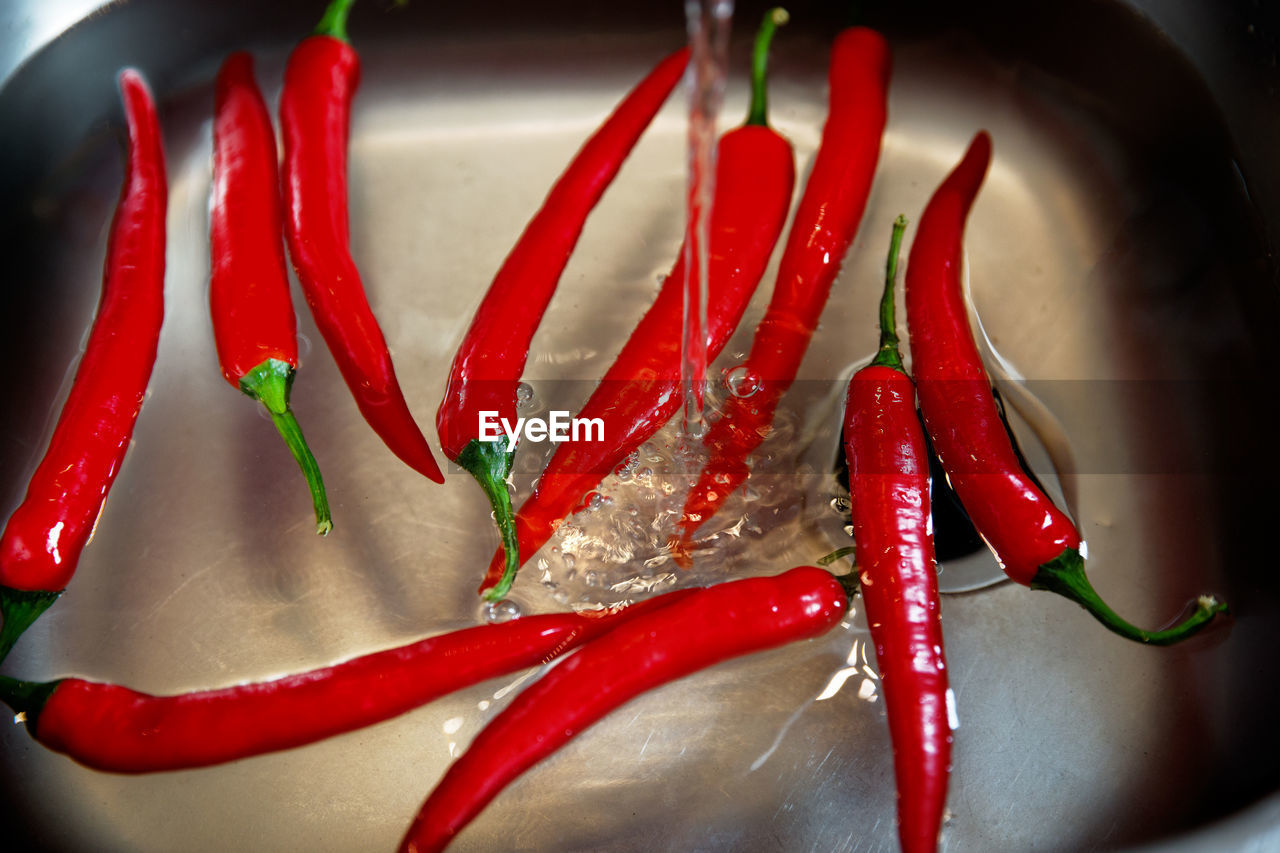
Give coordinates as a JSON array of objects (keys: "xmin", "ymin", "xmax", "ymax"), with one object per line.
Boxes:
[
  {"xmin": 563, "ymin": 554, "xmax": 576, "ymax": 570},
  {"xmin": 723, "ymin": 365, "xmax": 761, "ymax": 398},
  {"xmin": 515, "ymin": 382, "xmax": 535, "ymax": 409},
  {"xmin": 482, "ymin": 599, "xmax": 522, "ymax": 624},
  {"xmin": 585, "ymin": 570, "xmax": 602, "ymax": 588}
]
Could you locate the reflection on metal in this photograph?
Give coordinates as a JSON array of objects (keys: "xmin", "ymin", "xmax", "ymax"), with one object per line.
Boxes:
[{"xmin": 816, "ymin": 637, "xmax": 880, "ymax": 703}]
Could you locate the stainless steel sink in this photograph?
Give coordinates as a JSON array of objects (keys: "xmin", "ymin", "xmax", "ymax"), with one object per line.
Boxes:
[{"xmin": 0, "ymin": 1, "xmax": 1276, "ymax": 850}]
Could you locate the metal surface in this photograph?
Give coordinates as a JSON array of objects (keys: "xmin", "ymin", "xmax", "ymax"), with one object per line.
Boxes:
[{"xmin": 0, "ymin": 0, "xmax": 1277, "ymax": 850}]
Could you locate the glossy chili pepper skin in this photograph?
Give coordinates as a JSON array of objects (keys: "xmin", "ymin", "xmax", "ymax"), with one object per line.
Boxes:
[
  {"xmin": 904, "ymin": 133, "xmax": 1077, "ymax": 580},
  {"xmin": 437, "ymin": 48, "xmax": 688, "ymax": 594},
  {"xmin": 845, "ymin": 218, "xmax": 950, "ymax": 853},
  {"xmin": 401, "ymin": 566, "xmax": 847, "ymax": 853},
  {"xmin": 0, "ymin": 69, "xmax": 166, "ymax": 661},
  {"xmin": 475, "ymin": 13, "xmax": 794, "ymax": 600},
  {"xmin": 281, "ymin": 2, "xmax": 444, "ymax": 483},
  {"xmin": 905, "ymin": 132, "xmax": 1226, "ymax": 644},
  {"xmin": 674, "ymin": 27, "xmax": 891, "ymax": 549},
  {"xmin": 0, "ymin": 594, "xmax": 691, "ymax": 774},
  {"xmin": 212, "ymin": 51, "xmax": 331, "ymax": 535}
]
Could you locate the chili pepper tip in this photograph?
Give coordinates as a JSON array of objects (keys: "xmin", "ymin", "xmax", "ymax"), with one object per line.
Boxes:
[{"xmin": 1030, "ymin": 547, "xmax": 1229, "ymax": 645}]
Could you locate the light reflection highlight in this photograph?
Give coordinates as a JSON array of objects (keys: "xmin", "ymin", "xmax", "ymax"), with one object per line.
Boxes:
[{"xmin": 816, "ymin": 638, "xmax": 881, "ymax": 703}]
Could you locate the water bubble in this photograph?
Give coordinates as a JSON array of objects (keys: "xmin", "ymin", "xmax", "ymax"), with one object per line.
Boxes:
[
  {"xmin": 587, "ymin": 493, "xmax": 605, "ymax": 510},
  {"xmin": 482, "ymin": 599, "xmax": 522, "ymax": 624},
  {"xmin": 723, "ymin": 365, "xmax": 761, "ymax": 398},
  {"xmin": 515, "ymin": 382, "xmax": 535, "ymax": 408},
  {"xmin": 585, "ymin": 571, "xmax": 602, "ymax": 588},
  {"xmin": 563, "ymin": 554, "xmax": 576, "ymax": 570}
]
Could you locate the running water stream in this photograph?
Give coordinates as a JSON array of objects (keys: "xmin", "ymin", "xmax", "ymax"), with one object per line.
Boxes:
[{"xmin": 680, "ymin": 0, "xmax": 733, "ymax": 439}]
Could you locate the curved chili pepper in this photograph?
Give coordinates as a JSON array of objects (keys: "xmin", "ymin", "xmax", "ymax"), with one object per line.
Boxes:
[
  {"xmin": 281, "ymin": 0, "xmax": 443, "ymax": 483},
  {"xmin": 436, "ymin": 47, "xmax": 689, "ymax": 592},
  {"xmin": 0, "ymin": 70, "xmax": 166, "ymax": 662},
  {"xmin": 0, "ymin": 593, "xmax": 691, "ymax": 773},
  {"xmin": 845, "ymin": 217, "xmax": 950, "ymax": 853},
  {"xmin": 672, "ymin": 26, "xmax": 891, "ymax": 554},
  {"xmin": 212, "ymin": 51, "xmax": 331, "ymax": 535},
  {"xmin": 905, "ymin": 131, "xmax": 1226, "ymax": 644},
  {"xmin": 400, "ymin": 566, "xmax": 847, "ymax": 853},
  {"xmin": 477, "ymin": 10, "xmax": 795, "ymax": 600}
]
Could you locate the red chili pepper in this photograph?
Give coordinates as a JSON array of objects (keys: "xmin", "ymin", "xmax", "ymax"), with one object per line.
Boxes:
[
  {"xmin": 281, "ymin": 0, "xmax": 444, "ymax": 483},
  {"xmin": 0, "ymin": 593, "xmax": 691, "ymax": 773},
  {"xmin": 844, "ymin": 216, "xmax": 950, "ymax": 853},
  {"xmin": 212, "ymin": 51, "xmax": 331, "ymax": 535},
  {"xmin": 0, "ymin": 69, "xmax": 166, "ymax": 662},
  {"xmin": 905, "ymin": 131, "xmax": 1226, "ymax": 644},
  {"xmin": 476, "ymin": 10, "xmax": 795, "ymax": 600},
  {"xmin": 400, "ymin": 566, "xmax": 847, "ymax": 853},
  {"xmin": 436, "ymin": 47, "xmax": 689, "ymax": 593},
  {"xmin": 671, "ymin": 27, "xmax": 891, "ymax": 555}
]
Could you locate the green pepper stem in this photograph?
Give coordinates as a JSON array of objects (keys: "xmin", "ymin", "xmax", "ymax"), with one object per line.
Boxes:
[
  {"xmin": 817, "ymin": 546, "xmax": 857, "ymax": 567},
  {"xmin": 870, "ymin": 215, "xmax": 908, "ymax": 372},
  {"xmin": 0, "ymin": 587, "xmax": 61, "ymax": 664},
  {"xmin": 745, "ymin": 8, "xmax": 789, "ymax": 127},
  {"xmin": 835, "ymin": 570, "xmax": 860, "ymax": 599},
  {"xmin": 0, "ymin": 673, "xmax": 59, "ymax": 735},
  {"xmin": 1031, "ymin": 547, "xmax": 1229, "ymax": 645},
  {"xmin": 314, "ymin": 0, "xmax": 357, "ymax": 42},
  {"xmin": 457, "ymin": 439, "xmax": 521, "ymax": 602},
  {"xmin": 240, "ymin": 359, "xmax": 332, "ymax": 536}
]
